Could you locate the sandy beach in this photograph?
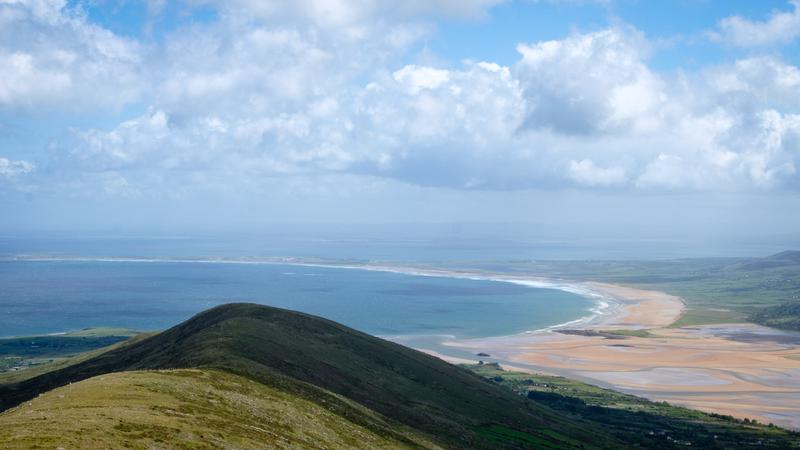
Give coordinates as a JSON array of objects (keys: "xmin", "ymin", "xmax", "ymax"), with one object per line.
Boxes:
[
  {"xmin": 318, "ymin": 261, "xmax": 800, "ymax": 429},
  {"xmin": 435, "ymin": 281, "xmax": 800, "ymax": 430}
]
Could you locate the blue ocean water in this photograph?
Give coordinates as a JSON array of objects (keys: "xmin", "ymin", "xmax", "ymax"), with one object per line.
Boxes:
[
  {"xmin": 0, "ymin": 260, "xmax": 593, "ymax": 338},
  {"xmin": 2, "ymin": 232, "xmax": 793, "ymax": 261}
]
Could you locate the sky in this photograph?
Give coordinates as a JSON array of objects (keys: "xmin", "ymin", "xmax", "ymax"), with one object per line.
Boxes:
[{"xmin": 1, "ymin": 0, "xmax": 800, "ymax": 244}]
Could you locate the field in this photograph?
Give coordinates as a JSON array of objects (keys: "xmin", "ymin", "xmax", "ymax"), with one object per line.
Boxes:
[{"xmin": 0, "ymin": 328, "xmax": 139, "ymax": 375}]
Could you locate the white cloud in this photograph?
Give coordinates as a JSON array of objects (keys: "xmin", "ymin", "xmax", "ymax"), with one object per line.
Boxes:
[
  {"xmin": 52, "ymin": 5, "xmax": 432, "ymax": 189},
  {"xmin": 728, "ymin": 110, "xmax": 799, "ymax": 188},
  {"xmin": 710, "ymin": 0, "xmax": 800, "ymax": 47},
  {"xmin": 3, "ymin": 0, "xmax": 799, "ymax": 198},
  {"xmin": 59, "ymin": 23, "xmax": 800, "ymax": 194},
  {"xmin": 353, "ymin": 61, "xmax": 530, "ymax": 188},
  {"xmin": 0, "ymin": 157, "xmax": 34, "ymax": 177},
  {"xmin": 72, "ymin": 109, "xmax": 171, "ymax": 170},
  {"xmin": 568, "ymin": 159, "xmax": 626, "ymax": 187},
  {"xmin": 515, "ymin": 27, "xmax": 665, "ymax": 135},
  {"xmin": 392, "ymin": 65, "xmax": 451, "ymax": 95},
  {"xmin": 704, "ymin": 56, "xmax": 800, "ymax": 113},
  {"xmin": 0, "ymin": 0, "xmax": 143, "ymax": 111},
  {"xmin": 64, "ymin": 59, "xmax": 527, "ymax": 191}
]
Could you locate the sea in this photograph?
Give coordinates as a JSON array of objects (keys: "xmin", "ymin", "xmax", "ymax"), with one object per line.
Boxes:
[
  {"xmin": 0, "ymin": 259, "xmax": 593, "ymax": 339},
  {"xmin": 0, "ymin": 233, "xmax": 793, "ymax": 339}
]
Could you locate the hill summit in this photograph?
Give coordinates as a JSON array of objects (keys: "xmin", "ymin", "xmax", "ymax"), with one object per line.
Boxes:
[{"xmin": 0, "ymin": 303, "xmax": 610, "ymax": 449}]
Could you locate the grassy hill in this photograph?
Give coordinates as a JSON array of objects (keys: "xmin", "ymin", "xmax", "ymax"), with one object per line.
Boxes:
[
  {"xmin": 2, "ymin": 303, "xmax": 798, "ymax": 448},
  {"xmin": 0, "ymin": 303, "xmax": 616, "ymax": 449},
  {"xmin": 0, "ymin": 369, "xmax": 437, "ymax": 449}
]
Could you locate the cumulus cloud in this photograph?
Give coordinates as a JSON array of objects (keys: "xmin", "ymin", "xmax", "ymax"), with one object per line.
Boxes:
[
  {"xmin": 5, "ymin": 1, "xmax": 800, "ymax": 197},
  {"xmin": 703, "ymin": 56, "xmax": 800, "ymax": 113},
  {"xmin": 65, "ymin": 60, "xmax": 524, "ymax": 190},
  {"xmin": 352, "ymin": 61, "xmax": 529, "ymax": 188},
  {"xmin": 515, "ymin": 27, "xmax": 665, "ymax": 135},
  {"xmin": 0, "ymin": 0, "xmax": 143, "ymax": 111},
  {"xmin": 710, "ymin": 0, "xmax": 800, "ymax": 47},
  {"xmin": 624, "ymin": 56, "xmax": 800, "ymax": 192},
  {"xmin": 58, "ymin": 22, "xmax": 800, "ymax": 194}
]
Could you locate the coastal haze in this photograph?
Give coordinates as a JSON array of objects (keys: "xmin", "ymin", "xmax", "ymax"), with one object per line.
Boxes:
[{"xmin": 2, "ymin": 0, "xmax": 800, "ymax": 448}]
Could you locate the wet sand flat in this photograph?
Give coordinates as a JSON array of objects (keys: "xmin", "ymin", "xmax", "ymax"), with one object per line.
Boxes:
[
  {"xmin": 443, "ymin": 284, "xmax": 800, "ymax": 430},
  {"xmin": 329, "ymin": 263, "xmax": 800, "ymax": 430}
]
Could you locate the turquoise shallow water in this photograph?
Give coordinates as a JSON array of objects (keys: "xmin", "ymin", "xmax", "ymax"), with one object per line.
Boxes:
[{"xmin": 0, "ymin": 260, "xmax": 593, "ymax": 338}]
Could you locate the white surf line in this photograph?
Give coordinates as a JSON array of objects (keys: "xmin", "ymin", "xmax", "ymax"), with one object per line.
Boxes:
[
  {"xmin": 8, "ymin": 254, "xmax": 621, "ymax": 333},
  {"xmin": 284, "ymin": 262, "xmax": 621, "ymax": 333}
]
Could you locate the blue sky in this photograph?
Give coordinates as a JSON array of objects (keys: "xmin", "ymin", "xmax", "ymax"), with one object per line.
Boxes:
[
  {"xmin": 2, "ymin": 0, "xmax": 800, "ymax": 240},
  {"xmin": 432, "ymin": 0, "xmax": 799, "ymax": 69},
  {"xmin": 67, "ymin": 0, "xmax": 800, "ymax": 69}
]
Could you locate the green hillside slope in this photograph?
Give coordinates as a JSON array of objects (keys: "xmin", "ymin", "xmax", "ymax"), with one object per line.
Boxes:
[
  {"xmin": 0, "ymin": 303, "xmax": 615, "ymax": 449},
  {"xmin": 0, "ymin": 369, "xmax": 437, "ymax": 449}
]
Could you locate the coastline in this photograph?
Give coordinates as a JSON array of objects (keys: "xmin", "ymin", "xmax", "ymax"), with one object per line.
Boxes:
[
  {"xmin": 6, "ymin": 255, "xmax": 800, "ymax": 429},
  {"xmin": 274, "ymin": 261, "xmax": 688, "ymax": 335},
  {"xmin": 5, "ymin": 255, "xmax": 619, "ymax": 335},
  {"xmin": 297, "ymin": 259, "xmax": 800, "ymax": 431},
  {"xmin": 299, "ymin": 263, "xmax": 624, "ymax": 333},
  {"xmin": 433, "ymin": 283, "xmax": 800, "ymax": 431}
]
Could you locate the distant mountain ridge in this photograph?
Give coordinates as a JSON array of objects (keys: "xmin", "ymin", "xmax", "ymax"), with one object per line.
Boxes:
[{"xmin": 731, "ymin": 250, "xmax": 800, "ymax": 270}]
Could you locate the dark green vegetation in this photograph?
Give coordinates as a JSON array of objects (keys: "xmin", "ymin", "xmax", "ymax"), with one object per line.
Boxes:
[
  {"xmin": 751, "ymin": 301, "xmax": 800, "ymax": 331},
  {"xmin": 448, "ymin": 250, "xmax": 800, "ymax": 329},
  {"xmin": 468, "ymin": 363, "xmax": 800, "ymax": 449},
  {"xmin": 0, "ymin": 328, "xmax": 137, "ymax": 373},
  {"xmin": 554, "ymin": 329, "xmax": 654, "ymax": 339},
  {"xmin": 0, "ymin": 303, "xmax": 621, "ymax": 449},
  {"xmin": 600, "ymin": 329, "xmax": 655, "ymax": 338}
]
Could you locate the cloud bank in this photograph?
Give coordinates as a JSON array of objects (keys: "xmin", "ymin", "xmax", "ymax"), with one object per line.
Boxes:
[{"xmin": 2, "ymin": 0, "xmax": 800, "ymax": 199}]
